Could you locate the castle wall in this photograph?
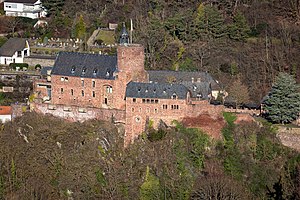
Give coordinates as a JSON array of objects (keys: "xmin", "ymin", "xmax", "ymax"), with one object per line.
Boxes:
[
  {"xmin": 124, "ymin": 98, "xmax": 225, "ymax": 145},
  {"xmin": 51, "ymin": 75, "xmax": 115, "ymax": 109},
  {"xmin": 125, "ymin": 97, "xmax": 188, "ymax": 145},
  {"xmin": 32, "ymin": 102, "xmax": 125, "ymax": 123}
]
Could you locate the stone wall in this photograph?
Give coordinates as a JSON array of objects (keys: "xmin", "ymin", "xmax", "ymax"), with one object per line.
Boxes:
[
  {"xmin": 32, "ymin": 102, "xmax": 126, "ymax": 123},
  {"xmin": 24, "ymin": 56, "xmax": 55, "ymax": 67}
]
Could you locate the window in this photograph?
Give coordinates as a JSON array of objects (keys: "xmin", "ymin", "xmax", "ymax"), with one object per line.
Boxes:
[
  {"xmin": 93, "ymin": 69, "xmax": 98, "ymax": 76},
  {"xmin": 71, "ymin": 89, "xmax": 74, "ymax": 95},
  {"xmin": 151, "ymin": 99, "xmax": 154, "ymax": 103},
  {"xmin": 92, "ymin": 81, "xmax": 95, "ymax": 87},
  {"xmin": 106, "ymin": 86, "xmax": 112, "ymax": 93},
  {"xmin": 171, "ymin": 105, "xmax": 179, "ymax": 110},
  {"xmin": 133, "ymin": 98, "xmax": 136, "ymax": 103},
  {"xmin": 60, "ymin": 88, "xmax": 63, "ymax": 93},
  {"xmin": 92, "ymin": 91, "xmax": 95, "ymax": 97},
  {"xmin": 135, "ymin": 116, "xmax": 141, "ymax": 123},
  {"xmin": 172, "ymin": 93, "xmax": 177, "ymax": 99},
  {"xmin": 155, "ymin": 99, "xmax": 159, "ymax": 103},
  {"xmin": 154, "ymin": 108, "xmax": 158, "ymax": 113},
  {"xmin": 104, "ymin": 98, "xmax": 108, "ymax": 105},
  {"xmin": 163, "ymin": 105, "xmax": 168, "ymax": 109},
  {"xmin": 142, "ymin": 99, "xmax": 145, "ymax": 103},
  {"xmin": 82, "ymin": 90, "xmax": 84, "ymax": 97},
  {"xmin": 81, "ymin": 80, "xmax": 84, "ymax": 87},
  {"xmin": 17, "ymin": 51, "xmax": 22, "ymax": 57},
  {"xmin": 131, "ymin": 107, "xmax": 135, "ymax": 112},
  {"xmin": 146, "ymin": 99, "xmax": 150, "ymax": 103},
  {"xmin": 71, "ymin": 66, "xmax": 76, "ymax": 74},
  {"xmin": 65, "ymin": 77, "xmax": 68, "ymax": 82},
  {"xmin": 82, "ymin": 67, "xmax": 86, "ymax": 75},
  {"xmin": 61, "ymin": 77, "xmax": 64, "ymax": 81}
]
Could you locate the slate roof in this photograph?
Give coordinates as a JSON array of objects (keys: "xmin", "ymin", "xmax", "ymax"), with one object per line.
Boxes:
[
  {"xmin": 182, "ymin": 82, "xmax": 211, "ymax": 100},
  {"xmin": 4, "ymin": 0, "xmax": 37, "ymax": 4},
  {"xmin": 41, "ymin": 66, "xmax": 52, "ymax": 76},
  {"xmin": 147, "ymin": 70, "xmax": 221, "ymax": 90},
  {"xmin": 0, "ymin": 38, "xmax": 27, "ymax": 57},
  {"xmin": 51, "ymin": 52, "xmax": 117, "ymax": 79},
  {"xmin": 126, "ymin": 82, "xmax": 189, "ymax": 99}
]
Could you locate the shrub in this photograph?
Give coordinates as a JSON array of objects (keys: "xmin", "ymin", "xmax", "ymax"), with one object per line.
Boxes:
[{"xmin": 9, "ymin": 63, "xmax": 29, "ymax": 70}]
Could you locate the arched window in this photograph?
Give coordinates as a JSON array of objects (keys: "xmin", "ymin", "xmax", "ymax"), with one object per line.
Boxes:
[{"xmin": 71, "ymin": 66, "xmax": 76, "ymax": 74}]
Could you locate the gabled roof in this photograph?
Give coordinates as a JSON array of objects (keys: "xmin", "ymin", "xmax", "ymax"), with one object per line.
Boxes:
[
  {"xmin": 51, "ymin": 52, "xmax": 117, "ymax": 79},
  {"xmin": 4, "ymin": 0, "xmax": 38, "ymax": 4},
  {"xmin": 0, "ymin": 38, "xmax": 27, "ymax": 57},
  {"xmin": 126, "ymin": 82, "xmax": 189, "ymax": 99},
  {"xmin": 147, "ymin": 70, "xmax": 221, "ymax": 90},
  {"xmin": 0, "ymin": 106, "xmax": 12, "ymax": 115}
]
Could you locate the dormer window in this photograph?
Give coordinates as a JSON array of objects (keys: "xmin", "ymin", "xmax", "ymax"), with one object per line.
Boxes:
[
  {"xmin": 71, "ymin": 66, "xmax": 76, "ymax": 74},
  {"xmin": 106, "ymin": 71, "xmax": 110, "ymax": 77},
  {"xmin": 82, "ymin": 68, "xmax": 87, "ymax": 75},
  {"xmin": 145, "ymin": 87, "xmax": 148, "ymax": 93},
  {"xmin": 93, "ymin": 69, "xmax": 98, "ymax": 76},
  {"xmin": 138, "ymin": 87, "xmax": 141, "ymax": 92},
  {"xmin": 153, "ymin": 88, "xmax": 156, "ymax": 93},
  {"xmin": 172, "ymin": 93, "xmax": 177, "ymax": 99}
]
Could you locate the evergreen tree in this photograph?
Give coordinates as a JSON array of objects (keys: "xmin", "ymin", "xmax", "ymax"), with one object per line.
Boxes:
[
  {"xmin": 263, "ymin": 72, "xmax": 300, "ymax": 124},
  {"xmin": 228, "ymin": 12, "xmax": 250, "ymax": 41},
  {"xmin": 195, "ymin": 5, "xmax": 227, "ymax": 39},
  {"xmin": 74, "ymin": 15, "xmax": 86, "ymax": 39},
  {"xmin": 42, "ymin": 0, "xmax": 65, "ymax": 16}
]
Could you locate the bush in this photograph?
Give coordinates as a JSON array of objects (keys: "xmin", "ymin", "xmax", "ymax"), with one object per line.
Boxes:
[
  {"xmin": 35, "ymin": 64, "xmax": 41, "ymax": 70},
  {"xmin": 9, "ymin": 63, "xmax": 29, "ymax": 70}
]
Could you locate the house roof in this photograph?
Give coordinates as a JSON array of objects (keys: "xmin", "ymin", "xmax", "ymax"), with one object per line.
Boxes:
[
  {"xmin": 51, "ymin": 52, "xmax": 117, "ymax": 80},
  {"xmin": 41, "ymin": 66, "xmax": 52, "ymax": 76},
  {"xmin": 0, "ymin": 38, "xmax": 27, "ymax": 57},
  {"xmin": 0, "ymin": 106, "xmax": 12, "ymax": 115},
  {"xmin": 181, "ymin": 82, "xmax": 211, "ymax": 100},
  {"xmin": 4, "ymin": 0, "xmax": 38, "ymax": 4},
  {"xmin": 125, "ymin": 82, "xmax": 189, "ymax": 99},
  {"xmin": 147, "ymin": 70, "xmax": 221, "ymax": 90}
]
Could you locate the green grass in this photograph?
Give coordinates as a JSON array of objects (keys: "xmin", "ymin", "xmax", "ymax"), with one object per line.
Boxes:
[
  {"xmin": 223, "ymin": 112, "xmax": 237, "ymax": 124},
  {"xmin": 96, "ymin": 30, "xmax": 115, "ymax": 45}
]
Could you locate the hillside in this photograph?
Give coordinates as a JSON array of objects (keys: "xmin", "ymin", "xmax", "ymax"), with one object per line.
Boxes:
[
  {"xmin": 0, "ymin": 113, "xmax": 300, "ymax": 199},
  {"xmin": 37, "ymin": 0, "xmax": 300, "ymax": 103}
]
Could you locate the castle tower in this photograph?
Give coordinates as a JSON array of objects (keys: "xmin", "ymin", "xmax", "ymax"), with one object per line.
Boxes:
[{"xmin": 113, "ymin": 23, "xmax": 148, "ymax": 110}]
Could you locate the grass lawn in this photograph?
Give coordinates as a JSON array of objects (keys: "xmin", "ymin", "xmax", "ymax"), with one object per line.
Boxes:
[{"xmin": 96, "ymin": 30, "xmax": 115, "ymax": 45}]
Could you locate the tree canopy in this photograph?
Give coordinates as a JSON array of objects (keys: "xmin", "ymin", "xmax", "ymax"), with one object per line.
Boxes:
[{"xmin": 263, "ymin": 72, "xmax": 300, "ymax": 124}]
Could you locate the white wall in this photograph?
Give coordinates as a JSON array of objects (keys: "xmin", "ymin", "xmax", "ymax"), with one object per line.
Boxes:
[
  {"xmin": 4, "ymin": 1, "xmax": 46, "ymax": 19},
  {"xmin": 0, "ymin": 115, "xmax": 11, "ymax": 123}
]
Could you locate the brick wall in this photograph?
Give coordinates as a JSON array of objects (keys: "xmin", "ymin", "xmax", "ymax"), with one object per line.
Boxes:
[
  {"xmin": 51, "ymin": 75, "xmax": 116, "ymax": 108},
  {"xmin": 124, "ymin": 97, "xmax": 225, "ymax": 145}
]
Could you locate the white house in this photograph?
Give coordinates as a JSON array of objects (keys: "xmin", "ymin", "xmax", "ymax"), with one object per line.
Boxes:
[
  {"xmin": 4, "ymin": 0, "xmax": 47, "ymax": 19},
  {"xmin": 0, "ymin": 106, "xmax": 12, "ymax": 123},
  {"xmin": 0, "ymin": 38, "xmax": 30, "ymax": 65}
]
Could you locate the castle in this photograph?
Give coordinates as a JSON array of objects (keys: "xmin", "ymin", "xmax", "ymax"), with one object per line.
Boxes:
[{"xmin": 32, "ymin": 26, "xmax": 224, "ymax": 145}]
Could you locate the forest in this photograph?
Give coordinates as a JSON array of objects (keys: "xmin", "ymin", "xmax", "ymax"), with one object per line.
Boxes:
[{"xmin": 0, "ymin": 112, "xmax": 300, "ymax": 199}]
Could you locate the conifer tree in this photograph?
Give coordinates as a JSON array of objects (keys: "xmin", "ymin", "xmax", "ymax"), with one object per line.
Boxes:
[
  {"xmin": 195, "ymin": 5, "xmax": 227, "ymax": 39},
  {"xmin": 228, "ymin": 12, "xmax": 250, "ymax": 41},
  {"xmin": 263, "ymin": 72, "xmax": 300, "ymax": 124}
]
